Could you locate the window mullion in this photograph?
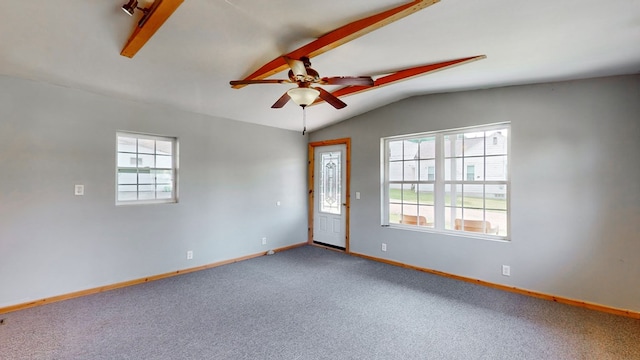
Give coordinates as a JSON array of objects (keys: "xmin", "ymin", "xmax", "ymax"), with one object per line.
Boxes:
[{"xmin": 436, "ymin": 134, "xmax": 446, "ymax": 230}]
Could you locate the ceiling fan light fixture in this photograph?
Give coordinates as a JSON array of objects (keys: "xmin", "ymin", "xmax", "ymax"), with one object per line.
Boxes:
[
  {"xmin": 287, "ymin": 87, "xmax": 320, "ymax": 107},
  {"xmin": 121, "ymin": 0, "xmax": 138, "ymax": 16}
]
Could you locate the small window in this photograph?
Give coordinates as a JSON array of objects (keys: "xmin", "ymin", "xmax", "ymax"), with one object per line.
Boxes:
[
  {"xmin": 116, "ymin": 132, "xmax": 178, "ymax": 205},
  {"xmin": 466, "ymin": 165, "xmax": 475, "ymax": 181},
  {"xmin": 427, "ymin": 166, "xmax": 435, "ymax": 181}
]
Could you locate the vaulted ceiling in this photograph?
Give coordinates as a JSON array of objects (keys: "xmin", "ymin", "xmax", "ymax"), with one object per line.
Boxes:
[{"xmin": 1, "ymin": 0, "xmax": 638, "ymax": 132}]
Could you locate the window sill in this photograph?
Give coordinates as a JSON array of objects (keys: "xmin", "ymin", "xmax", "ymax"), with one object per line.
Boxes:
[{"xmin": 383, "ymin": 224, "xmax": 510, "ymax": 242}]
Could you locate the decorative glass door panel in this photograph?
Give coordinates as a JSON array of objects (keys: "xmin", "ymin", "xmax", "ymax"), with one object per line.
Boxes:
[
  {"xmin": 320, "ymin": 152, "xmax": 342, "ymax": 215},
  {"xmin": 313, "ymin": 144, "xmax": 347, "ymax": 249}
]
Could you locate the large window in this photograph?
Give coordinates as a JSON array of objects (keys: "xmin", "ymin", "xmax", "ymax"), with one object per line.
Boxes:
[
  {"xmin": 382, "ymin": 123, "xmax": 509, "ymax": 239},
  {"xmin": 116, "ymin": 132, "xmax": 178, "ymax": 205}
]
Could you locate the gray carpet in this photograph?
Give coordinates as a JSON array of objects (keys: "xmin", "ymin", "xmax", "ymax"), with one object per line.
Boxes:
[{"xmin": 1, "ymin": 246, "xmax": 639, "ymax": 359}]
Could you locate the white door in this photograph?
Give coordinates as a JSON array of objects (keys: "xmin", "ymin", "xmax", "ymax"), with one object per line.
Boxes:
[{"xmin": 313, "ymin": 144, "xmax": 347, "ymax": 248}]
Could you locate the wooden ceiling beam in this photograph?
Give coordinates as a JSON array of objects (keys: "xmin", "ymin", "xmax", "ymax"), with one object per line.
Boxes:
[
  {"xmin": 120, "ymin": 0, "xmax": 184, "ymax": 58},
  {"xmin": 312, "ymin": 55, "xmax": 487, "ymax": 105},
  {"xmin": 231, "ymin": 0, "xmax": 440, "ymax": 89}
]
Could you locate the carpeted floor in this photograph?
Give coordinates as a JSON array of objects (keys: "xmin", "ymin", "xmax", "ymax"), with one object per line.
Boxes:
[{"xmin": 1, "ymin": 245, "xmax": 639, "ymax": 359}]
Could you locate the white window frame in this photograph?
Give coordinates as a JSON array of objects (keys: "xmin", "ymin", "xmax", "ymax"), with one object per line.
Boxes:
[
  {"xmin": 116, "ymin": 131, "xmax": 178, "ymax": 205},
  {"xmin": 381, "ymin": 122, "xmax": 510, "ymax": 240}
]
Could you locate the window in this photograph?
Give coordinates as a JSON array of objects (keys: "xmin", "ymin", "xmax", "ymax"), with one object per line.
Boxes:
[
  {"xmin": 382, "ymin": 123, "xmax": 509, "ymax": 239},
  {"xmin": 116, "ymin": 132, "xmax": 178, "ymax": 205},
  {"xmin": 466, "ymin": 165, "xmax": 475, "ymax": 181},
  {"xmin": 427, "ymin": 166, "xmax": 435, "ymax": 181}
]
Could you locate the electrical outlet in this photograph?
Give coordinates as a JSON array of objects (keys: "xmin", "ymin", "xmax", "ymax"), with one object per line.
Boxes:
[
  {"xmin": 502, "ymin": 265, "xmax": 511, "ymax": 276},
  {"xmin": 381, "ymin": 243, "xmax": 387, "ymax": 252},
  {"xmin": 262, "ymin": 237, "xmax": 267, "ymax": 245},
  {"xmin": 186, "ymin": 250, "xmax": 193, "ymax": 260}
]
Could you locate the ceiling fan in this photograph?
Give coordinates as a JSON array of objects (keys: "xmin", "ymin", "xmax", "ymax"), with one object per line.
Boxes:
[
  {"xmin": 227, "ymin": 0, "xmax": 485, "ymax": 134},
  {"xmin": 229, "ymin": 56, "xmax": 374, "ymax": 109}
]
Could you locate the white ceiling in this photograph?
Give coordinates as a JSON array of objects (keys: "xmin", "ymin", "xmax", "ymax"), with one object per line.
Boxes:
[{"xmin": 1, "ymin": 0, "xmax": 639, "ymax": 132}]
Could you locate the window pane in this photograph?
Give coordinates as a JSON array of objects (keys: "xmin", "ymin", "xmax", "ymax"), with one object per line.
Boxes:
[
  {"xmin": 486, "ymin": 185, "xmax": 507, "ymax": 210},
  {"xmin": 464, "ymin": 157, "xmax": 484, "ymax": 181},
  {"xmin": 156, "ymin": 185, "xmax": 173, "ymax": 199},
  {"xmin": 485, "ymin": 155, "xmax": 508, "ymax": 181},
  {"xmin": 138, "ymin": 168, "xmax": 153, "ymax": 184},
  {"xmin": 156, "ymin": 155, "xmax": 172, "ymax": 169},
  {"xmin": 404, "ymin": 184, "xmax": 418, "ymax": 205},
  {"xmin": 389, "ymin": 202, "xmax": 401, "ymax": 225},
  {"xmin": 402, "ymin": 140, "xmax": 418, "ymax": 160},
  {"xmin": 444, "ymin": 134, "xmax": 463, "ymax": 157},
  {"xmin": 416, "ymin": 137, "xmax": 436, "ymax": 159},
  {"xmin": 139, "ymin": 154, "xmax": 154, "ymax": 168},
  {"xmin": 154, "ymin": 169, "xmax": 173, "ymax": 184},
  {"xmin": 463, "ymin": 184, "xmax": 484, "ymax": 208},
  {"xmin": 427, "ymin": 166, "xmax": 435, "ymax": 181},
  {"xmin": 118, "ymin": 185, "xmax": 137, "ymax": 201},
  {"xmin": 402, "ymin": 204, "xmax": 418, "ymax": 220},
  {"xmin": 418, "ymin": 159, "xmax": 435, "ymax": 181},
  {"xmin": 464, "ymin": 132, "xmax": 485, "ymax": 156},
  {"xmin": 486, "ymin": 129, "xmax": 508, "ymax": 156},
  {"xmin": 486, "ymin": 209, "xmax": 507, "ymax": 236},
  {"xmin": 445, "ymin": 184, "xmax": 463, "ymax": 207},
  {"xmin": 117, "ymin": 153, "xmax": 137, "ymax": 168},
  {"xmin": 138, "ymin": 139, "xmax": 155, "ymax": 154},
  {"xmin": 138, "ymin": 184, "xmax": 155, "ymax": 200},
  {"xmin": 117, "ymin": 137, "xmax": 137, "ymax": 152},
  {"xmin": 389, "ymin": 161, "xmax": 403, "ymax": 181},
  {"xmin": 416, "ymin": 184, "xmax": 434, "ymax": 205},
  {"xmin": 388, "ymin": 141, "xmax": 403, "ymax": 161},
  {"xmin": 156, "ymin": 140, "xmax": 172, "ymax": 155},
  {"xmin": 444, "ymin": 206, "xmax": 462, "ymax": 230},
  {"xmin": 444, "ymin": 158, "xmax": 463, "ymax": 181},
  {"xmin": 117, "ymin": 169, "xmax": 137, "ymax": 185},
  {"xmin": 462, "ymin": 207, "xmax": 484, "ymax": 222},
  {"xmin": 389, "ymin": 184, "xmax": 403, "ymax": 202},
  {"xmin": 417, "ymin": 205, "xmax": 434, "ymax": 227},
  {"xmin": 404, "ymin": 162, "xmax": 418, "ymax": 181}
]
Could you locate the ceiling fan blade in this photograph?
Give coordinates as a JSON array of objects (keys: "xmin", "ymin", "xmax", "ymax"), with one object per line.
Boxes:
[
  {"xmin": 328, "ymin": 55, "xmax": 487, "ymax": 100},
  {"xmin": 316, "ymin": 87, "xmax": 347, "ymax": 109},
  {"xmin": 320, "ymin": 76, "xmax": 374, "ymax": 86},
  {"xmin": 285, "ymin": 57, "xmax": 307, "ymax": 77},
  {"xmin": 271, "ymin": 92, "xmax": 291, "ymax": 108},
  {"xmin": 229, "ymin": 79, "xmax": 290, "ymax": 86}
]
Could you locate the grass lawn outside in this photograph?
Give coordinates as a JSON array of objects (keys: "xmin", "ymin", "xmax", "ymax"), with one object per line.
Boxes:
[{"xmin": 388, "ymin": 188, "xmax": 506, "ymax": 210}]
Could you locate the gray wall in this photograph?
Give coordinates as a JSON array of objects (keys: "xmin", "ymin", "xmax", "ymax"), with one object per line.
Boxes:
[
  {"xmin": 0, "ymin": 76, "xmax": 308, "ymax": 308},
  {"xmin": 310, "ymin": 75, "xmax": 640, "ymax": 312}
]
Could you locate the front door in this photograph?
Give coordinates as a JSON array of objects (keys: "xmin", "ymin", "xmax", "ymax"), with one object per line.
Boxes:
[{"xmin": 313, "ymin": 144, "xmax": 347, "ymax": 248}]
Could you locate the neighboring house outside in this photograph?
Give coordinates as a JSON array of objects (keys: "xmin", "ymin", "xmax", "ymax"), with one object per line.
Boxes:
[{"xmin": 388, "ymin": 130, "xmax": 508, "ymax": 197}]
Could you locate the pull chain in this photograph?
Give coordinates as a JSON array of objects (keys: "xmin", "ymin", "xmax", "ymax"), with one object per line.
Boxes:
[{"xmin": 302, "ymin": 105, "xmax": 307, "ymax": 135}]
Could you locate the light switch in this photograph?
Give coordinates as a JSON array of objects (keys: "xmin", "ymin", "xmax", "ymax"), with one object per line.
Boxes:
[
  {"xmin": 74, "ymin": 185, "xmax": 84, "ymax": 196},
  {"xmin": 355, "ymin": 192, "xmax": 361, "ymax": 200}
]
